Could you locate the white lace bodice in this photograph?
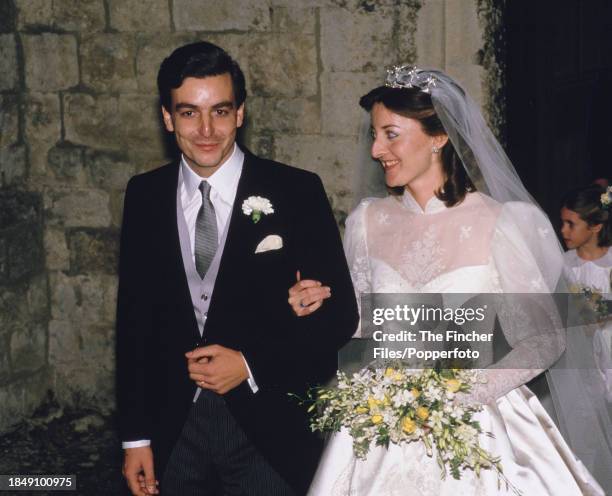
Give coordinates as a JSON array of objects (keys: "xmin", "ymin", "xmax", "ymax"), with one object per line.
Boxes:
[{"xmin": 343, "ymin": 192, "xmax": 566, "ymax": 404}]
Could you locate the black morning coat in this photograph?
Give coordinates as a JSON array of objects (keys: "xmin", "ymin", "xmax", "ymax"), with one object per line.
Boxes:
[{"xmin": 116, "ymin": 149, "xmax": 359, "ymax": 494}]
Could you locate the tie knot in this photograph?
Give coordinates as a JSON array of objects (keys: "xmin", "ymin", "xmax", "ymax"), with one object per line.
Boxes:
[{"xmin": 199, "ymin": 181, "xmax": 211, "ymax": 200}]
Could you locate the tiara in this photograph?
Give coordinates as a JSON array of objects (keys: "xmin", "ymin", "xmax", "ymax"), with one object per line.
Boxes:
[
  {"xmin": 601, "ymin": 186, "xmax": 612, "ymax": 210},
  {"xmin": 385, "ymin": 65, "xmax": 437, "ymax": 93}
]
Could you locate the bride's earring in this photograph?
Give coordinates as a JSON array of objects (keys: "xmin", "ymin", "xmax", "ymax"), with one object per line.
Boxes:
[{"xmin": 431, "ymin": 145, "xmax": 440, "ymax": 154}]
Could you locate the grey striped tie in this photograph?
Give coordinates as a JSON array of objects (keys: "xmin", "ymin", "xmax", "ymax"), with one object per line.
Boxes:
[{"xmin": 194, "ymin": 181, "xmax": 218, "ymax": 279}]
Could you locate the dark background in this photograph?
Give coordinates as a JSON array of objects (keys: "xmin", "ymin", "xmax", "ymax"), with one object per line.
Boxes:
[{"xmin": 505, "ymin": 0, "xmax": 612, "ymax": 224}]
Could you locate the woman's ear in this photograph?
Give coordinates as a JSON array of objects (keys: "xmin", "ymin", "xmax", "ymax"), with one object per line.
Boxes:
[
  {"xmin": 590, "ymin": 222, "xmax": 603, "ymax": 234},
  {"xmin": 433, "ymin": 134, "xmax": 449, "ymax": 149}
]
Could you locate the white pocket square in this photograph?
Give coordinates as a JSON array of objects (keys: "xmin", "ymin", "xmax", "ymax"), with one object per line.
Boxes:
[{"xmin": 255, "ymin": 234, "xmax": 283, "ymax": 253}]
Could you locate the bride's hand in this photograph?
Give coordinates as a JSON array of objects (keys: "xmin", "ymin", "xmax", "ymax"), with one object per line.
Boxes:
[{"xmin": 288, "ymin": 270, "xmax": 331, "ymax": 317}]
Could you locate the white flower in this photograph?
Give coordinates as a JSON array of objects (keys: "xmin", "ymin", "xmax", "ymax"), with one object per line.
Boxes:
[{"xmin": 242, "ymin": 196, "xmax": 274, "ymax": 223}]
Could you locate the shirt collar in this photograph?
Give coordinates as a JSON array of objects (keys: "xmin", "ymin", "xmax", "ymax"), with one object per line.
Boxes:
[
  {"xmin": 179, "ymin": 144, "xmax": 244, "ymax": 205},
  {"xmin": 401, "ymin": 189, "xmax": 446, "ymax": 214}
]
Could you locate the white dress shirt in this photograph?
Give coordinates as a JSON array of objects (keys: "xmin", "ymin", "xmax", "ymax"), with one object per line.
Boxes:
[{"xmin": 122, "ymin": 145, "xmax": 258, "ymax": 450}]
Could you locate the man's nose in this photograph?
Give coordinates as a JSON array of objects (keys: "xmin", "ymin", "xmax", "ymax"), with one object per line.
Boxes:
[{"xmin": 199, "ymin": 115, "xmax": 213, "ymax": 137}]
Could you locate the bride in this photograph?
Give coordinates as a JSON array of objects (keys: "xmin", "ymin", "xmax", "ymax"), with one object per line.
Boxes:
[{"xmin": 288, "ymin": 67, "xmax": 607, "ymax": 495}]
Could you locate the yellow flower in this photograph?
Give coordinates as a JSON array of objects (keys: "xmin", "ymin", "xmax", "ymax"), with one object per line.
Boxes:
[
  {"xmin": 392, "ymin": 371, "xmax": 404, "ymax": 381},
  {"xmin": 411, "ymin": 388, "xmax": 421, "ymax": 399},
  {"xmin": 385, "ymin": 367, "xmax": 396, "ymax": 377},
  {"xmin": 383, "ymin": 395, "xmax": 391, "ymax": 407},
  {"xmin": 356, "ymin": 406, "xmax": 369, "ymax": 414},
  {"xmin": 416, "ymin": 406, "xmax": 430, "ymax": 421},
  {"xmin": 371, "ymin": 414, "xmax": 384, "ymax": 424},
  {"xmin": 367, "ymin": 396, "xmax": 378, "ymax": 410},
  {"xmin": 402, "ymin": 417, "xmax": 417, "ymax": 434},
  {"xmin": 445, "ymin": 379, "xmax": 462, "ymax": 393}
]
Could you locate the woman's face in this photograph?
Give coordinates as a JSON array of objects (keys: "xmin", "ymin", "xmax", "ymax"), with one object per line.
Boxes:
[
  {"xmin": 370, "ymin": 103, "xmax": 445, "ymax": 191},
  {"xmin": 560, "ymin": 207, "xmax": 601, "ymax": 249}
]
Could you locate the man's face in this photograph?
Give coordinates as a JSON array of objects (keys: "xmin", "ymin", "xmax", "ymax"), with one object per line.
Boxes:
[{"xmin": 162, "ymin": 74, "xmax": 244, "ymax": 177}]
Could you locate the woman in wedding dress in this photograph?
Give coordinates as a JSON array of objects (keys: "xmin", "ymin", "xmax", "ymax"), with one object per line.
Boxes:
[{"xmin": 289, "ymin": 67, "xmax": 606, "ymax": 495}]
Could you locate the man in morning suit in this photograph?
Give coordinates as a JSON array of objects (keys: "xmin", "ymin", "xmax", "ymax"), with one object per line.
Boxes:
[{"xmin": 117, "ymin": 41, "xmax": 358, "ymax": 496}]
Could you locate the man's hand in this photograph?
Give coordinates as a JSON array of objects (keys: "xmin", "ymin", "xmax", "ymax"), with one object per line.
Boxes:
[
  {"xmin": 186, "ymin": 345, "xmax": 249, "ymax": 394},
  {"xmin": 123, "ymin": 446, "xmax": 158, "ymax": 495}
]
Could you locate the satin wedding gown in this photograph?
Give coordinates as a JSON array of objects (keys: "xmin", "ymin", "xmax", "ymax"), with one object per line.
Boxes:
[{"xmin": 308, "ymin": 192, "xmax": 604, "ymax": 496}]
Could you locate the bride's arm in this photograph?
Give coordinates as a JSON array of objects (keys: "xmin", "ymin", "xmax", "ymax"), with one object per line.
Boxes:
[{"xmin": 465, "ymin": 202, "xmax": 566, "ymax": 405}]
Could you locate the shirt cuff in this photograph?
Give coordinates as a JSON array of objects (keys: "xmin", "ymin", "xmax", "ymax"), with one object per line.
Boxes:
[
  {"xmin": 122, "ymin": 440, "xmax": 151, "ymax": 449},
  {"xmin": 241, "ymin": 353, "xmax": 259, "ymax": 393}
]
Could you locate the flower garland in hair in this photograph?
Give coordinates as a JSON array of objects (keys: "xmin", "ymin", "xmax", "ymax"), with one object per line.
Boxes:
[{"xmin": 600, "ymin": 186, "xmax": 612, "ymax": 210}]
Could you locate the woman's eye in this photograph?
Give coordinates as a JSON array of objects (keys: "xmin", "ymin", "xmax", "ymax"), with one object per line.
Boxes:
[{"xmin": 386, "ymin": 132, "xmax": 398, "ymax": 139}]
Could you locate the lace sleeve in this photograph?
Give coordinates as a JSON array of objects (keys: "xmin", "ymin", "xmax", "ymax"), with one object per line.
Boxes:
[
  {"xmin": 343, "ymin": 200, "xmax": 372, "ymax": 337},
  {"xmin": 466, "ymin": 202, "xmax": 566, "ymax": 404}
]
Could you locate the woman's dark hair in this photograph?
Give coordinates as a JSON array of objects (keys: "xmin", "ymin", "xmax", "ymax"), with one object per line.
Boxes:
[
  {"xmin": 157, "ymin": 41, "xmax": 246, "ymax": 111},
  {"xmin": 561, "ymin": 185, "xmax": 611, "ymax": 247},
  {"xmin": 359, "ymin": 86, "xmax": 474, "ymax": 207}
]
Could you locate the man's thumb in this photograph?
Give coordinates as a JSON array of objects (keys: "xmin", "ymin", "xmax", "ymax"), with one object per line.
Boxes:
[{"xmin": 143, "ymin": 457, "xmax": 157, "ymax": 494}]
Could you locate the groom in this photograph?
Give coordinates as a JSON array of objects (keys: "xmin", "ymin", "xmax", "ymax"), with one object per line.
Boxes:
[{"xmin": 116, "ymin": 41, "xmax": 358, "ymax": 496}]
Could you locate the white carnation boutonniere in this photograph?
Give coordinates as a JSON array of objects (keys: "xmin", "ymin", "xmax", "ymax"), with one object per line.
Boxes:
[{"xmin": 242, "ymin": 196, "xmax": 274, "ymax": 223}]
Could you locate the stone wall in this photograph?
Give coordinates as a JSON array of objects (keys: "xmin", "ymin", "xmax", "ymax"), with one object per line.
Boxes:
[{"xmin": 0, "ymin": 0, "xmax": 495, "ymax": 430}]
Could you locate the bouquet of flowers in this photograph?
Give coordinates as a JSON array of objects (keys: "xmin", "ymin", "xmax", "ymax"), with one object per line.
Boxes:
[
  {"xmin": 305, "ymin": 366, "xmax": 520, "ymax": 493},
  {"xmin": 569, "ymin": 284, "xmax": 611, "ymax": 322}
]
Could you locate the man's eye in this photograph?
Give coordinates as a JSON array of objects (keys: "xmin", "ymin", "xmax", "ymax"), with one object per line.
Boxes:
[
  {"xmin": 216, "ymin": 109, "xmax": 229, "ymax": 116},
  {"xmin": 181, "ymin": 111, "xmax": 195, "ymax": 117}
]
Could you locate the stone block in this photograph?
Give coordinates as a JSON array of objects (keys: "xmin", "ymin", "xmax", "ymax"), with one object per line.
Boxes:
[
  {"xmin": 0, "ymin": 34, "xmax": 18, "ymax": 91},
  {"xmin": 242, "ymin": 133, "xmax": 274, "ymax": 159},
  {"xmin": 0, "ymin": 144, "xmax": 27, "ymax": 187},
  {"xmin": 0, "ymin": 190, "xmax": 41, "ymax": 228},
  {"xmin": 26, "ymin": 272, "xmax": 49, "ymax": 321},
  {"xmin": 80, "ymin": 323, "xmax": 114, "ymax": 363},
  {"xmin": 415, "ymin": 0, "xmax": 445, "ymax": 68},
  {"xmin": 246, "ymin": 33, "xmax": 317, "ymax": 98},
  {"xmin": 50, "ymin": 272, "xmax": 116, "ymax": 325},
  {"xmin": 271, "ymin": 5, "xmax": 316, "ymax": 34},
  {"xmin": 6, "ymin": 224, "xmax": 44, "ymax": 281},
  {"xmin": 173, "ymin": 0, "xmax": 271, "ymax": 31},
  {"xmin": 63, "ymin": 94, "xmax": 122, "ymax": 150},
  {"xmin": 108, "ymin": 0, "xmax": 170, "ymax": 32},
  {"xmin": 0, "ymin": 1, "xmax": 17, "ymax": 32},
  {"xmin": 0, "ymin": 336, "xmax": 10, "ymax": 383},
  {"xmin": 85, "ymin": 149, "xmax": 135, "ymax": 190},
  {"xmin": 135, "ymin": 33, "xmax": 197, "ymax": 93},
  {"xmin": 0, "ymin": 374, "xmax": 51, "ymax": 433},
  {"xmin": 24, "ymin": 93, "xmax": 62, "ymax": 177},
  {"xmin": 320, "ymin": 7, "xmax": 394, "ymax": 72},
  {"xmin": 44, "ymin": 228, "xmax": 69, "ymax": 271},
  {"xmin": 15, "ymin": 0, "xmax": 53, "ymax": 29},
  {"xmin": 48, "ymin": 142, "xmax": 86, "ymax": 184},
  {"xmin": 0, "ymin": 236, "xmax": 6, "ymax": 281},
  {"xmin": 118, "ymin": 94, "xmax": 167, "ymax": 156},
  {"xmin": 81, "ymin": 34, "xmax": 138, "ymax": 92},
  {"xmin": 23, "ymin": 34, "xmax": 79, "ymax": 92},
  {"xmin": 0, "ymin": 94, "xmax": 20, "ymax": 147},
  {"xmin": 48, "ymin": 319, "xmax": 80, "ymax": 366},
  {"xmin": 247, "ymin": 96, "xmax": 320, "ymax": 134},
  {"xmin": 67, "ymin": 228, "xmax": 119, "ymax": 275},
  {"xmin": 275, "ymin": 134, "xmax": 360, "ymax": 216},
  {"xmin": 52, "ymin": 0, "xmax": 106, "ymax": 32},
  {"xmin": 9, "ymin": 322, "xmax": 47, "ymax": 375},
  {"xmin": 45, "ymin": 188, "xmax": 111, "ymax": 228},
  {"xmin": 320, "ymin": 71, "xmax": 379, "ymax": 136}
]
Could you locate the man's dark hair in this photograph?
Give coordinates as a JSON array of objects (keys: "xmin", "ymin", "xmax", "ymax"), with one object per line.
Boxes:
[{"xmin": 157, "ymin": 41, "xmax": 247, "ymax": 111}]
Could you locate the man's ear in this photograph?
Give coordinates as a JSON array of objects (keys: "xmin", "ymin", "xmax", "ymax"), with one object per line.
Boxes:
[
  {"xmin": 236, "ymin": 103, "xmax": 245, "ymax": 129},
  {"xmin": 161, "ymin": 105, "xmax": 174, "ymax": 132}
]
